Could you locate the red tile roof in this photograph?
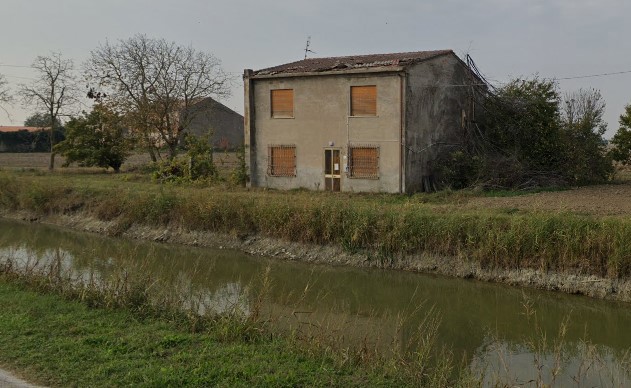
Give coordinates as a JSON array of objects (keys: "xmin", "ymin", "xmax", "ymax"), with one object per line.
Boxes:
[
  {"xmin": 253, "ymin": 50, "xmax": 453, "ymax": 76},
  {"xmin": 0, "ymin": 126, "xmax": 48, "ymax": 133}
]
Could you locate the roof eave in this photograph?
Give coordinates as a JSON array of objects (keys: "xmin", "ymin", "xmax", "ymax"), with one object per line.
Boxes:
[{"xmin": 249, "ymin": 65, "xmax": 406, "ymax": 80}]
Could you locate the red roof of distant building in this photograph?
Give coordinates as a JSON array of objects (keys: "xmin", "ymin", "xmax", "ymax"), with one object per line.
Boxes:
[{"xmin": 0, "ymin": 126, "xmax": 48, "ymax": 133}]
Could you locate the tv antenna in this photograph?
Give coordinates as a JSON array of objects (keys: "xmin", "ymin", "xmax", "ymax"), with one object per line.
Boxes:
[{"xmin": 304, "ymin": 36, "xmax": 316, "ymax": 59}]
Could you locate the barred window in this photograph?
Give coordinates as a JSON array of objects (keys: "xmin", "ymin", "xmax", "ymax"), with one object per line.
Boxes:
[
  {"xmin": 348, "ymin": 145, "xmax": 379, "ymax": 179},
  {"xmin": 350, "ymin": 85, "xmax": 377, "ymax": 116},
  {"xmin": 271, "ymin": 89, "xmax": 294, "ymax": 118},
  {"xmin": 268, "ymin": 145, "xmax": 296, "ymax": 177}
]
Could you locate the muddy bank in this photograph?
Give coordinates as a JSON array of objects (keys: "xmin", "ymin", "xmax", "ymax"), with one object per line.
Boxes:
[{"xmin": 3, "ymin": 210, "xmax": 631, "ymax": 304}]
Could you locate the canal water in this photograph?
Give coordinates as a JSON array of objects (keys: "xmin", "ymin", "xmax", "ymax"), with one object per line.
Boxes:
[{"xmin": 0, "ymin": 218, "xmax": 629, "ymax": 386}]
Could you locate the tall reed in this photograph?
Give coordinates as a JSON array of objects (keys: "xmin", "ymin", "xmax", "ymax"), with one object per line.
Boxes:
[{"xmin": 2, "ymin": 171, "xmax": 631, "ymax": 278}]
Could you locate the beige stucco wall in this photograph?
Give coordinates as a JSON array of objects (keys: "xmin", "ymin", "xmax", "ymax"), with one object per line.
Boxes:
[{"xmin": 249, "ymin": 72, "xmax": 403, "ymax": 193}]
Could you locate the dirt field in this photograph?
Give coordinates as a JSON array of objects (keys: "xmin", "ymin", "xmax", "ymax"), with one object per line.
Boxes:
[
  {"xmin": 0, "ymin": 152, "xmax": 239, "ymax": 171},
  {"xmin": 465, "ymin": 182, "xmax": 631, "ymax": 217},
  {"xmin": 0, "ymin": 152, "xmax": 150, "ymax": 170}
]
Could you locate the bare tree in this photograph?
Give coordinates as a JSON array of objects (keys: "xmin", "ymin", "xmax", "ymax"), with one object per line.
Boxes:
[
  {"xmin": 561, "ymin": 88, "xmax": 612, "ymax": 183},
  {"xmin": 85, "ymin": 34, "xmax": 231, "ymax": 160},
  {"xmin": 0, "ymin": 73, "xmax": 12, "ymax": 117},
  {"xmin": 562, "ymin": 88, "xmax": 607, "ymax": 135},
  {"xmin": 19, "ymin": 53, "xmax": 78, "ymax": 170}
]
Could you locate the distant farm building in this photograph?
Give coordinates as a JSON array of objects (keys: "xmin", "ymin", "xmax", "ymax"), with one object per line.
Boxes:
[
  {"xmin": 182, "ymin": 97, "xmax": 244, "ymax": 150},
  {"xmin": 0, "ymin": 126, "xmax": 61, "ymax": 152}
]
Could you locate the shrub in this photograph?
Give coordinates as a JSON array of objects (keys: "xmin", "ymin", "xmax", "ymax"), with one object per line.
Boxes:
[
  {"xmin": 229, "ymin": 146, "xmax": 249, "ymax": 187},
  {"xmin": 468, "ymin": 78, "xmax": 613, "ymax": 189},
  {"xmin": 152, "ymin": 134, "xmax": 218, "ymax": 183}
]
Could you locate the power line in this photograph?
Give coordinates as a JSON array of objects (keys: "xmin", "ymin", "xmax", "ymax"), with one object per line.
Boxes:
[
  {"xmin": 2, "ymin": 74, "xmax": 36, "ymax": 81},
  {"xmin": 0, "ymin": 64, "xmax": 33, "ymax": 68},
  {"xmin": 555, "ymin": 69, "xmax": 631, "ymax": 81}
]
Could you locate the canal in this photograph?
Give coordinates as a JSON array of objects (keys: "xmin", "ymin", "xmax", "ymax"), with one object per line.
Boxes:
[{"xmin": 0, "ymin": 218, "xmax": 629, "ymax": 386}]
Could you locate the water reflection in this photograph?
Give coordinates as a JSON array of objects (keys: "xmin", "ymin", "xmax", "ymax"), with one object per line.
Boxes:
[
  {"xmin": 1, "ymin": 219, "xmax": 630, "ymax": 385},
  {"xmin": 471, "ymin": 340, "xmax": 630, "ymax": 387}
]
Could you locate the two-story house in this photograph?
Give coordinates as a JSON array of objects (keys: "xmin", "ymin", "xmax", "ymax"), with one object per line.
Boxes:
[{"xmin": 243, "ymin": 50, "xmax": 483, "ymax": 193}]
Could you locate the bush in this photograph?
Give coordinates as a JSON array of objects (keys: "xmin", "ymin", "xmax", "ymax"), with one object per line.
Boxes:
[
  {"xmin": 229, "ymin": 146, "xmax": 248, "ymax": 187},
  {"xmin": 434, "ymin": 150, "xmax": 480, "ymax": 189},
  {"xmin": 609, "ymin": 104, "xmax": 631, "ymax": 166},
  {"xmin": 152, "ymin": 134, "xmax": 218, "ymax": 183},
  {"xmin": 152, "ymin": 158, "xmax": 190, "ymax": 183},
  {"xmin": 467, "ymin": 78, "xmax": 613, "ymax": 189}
]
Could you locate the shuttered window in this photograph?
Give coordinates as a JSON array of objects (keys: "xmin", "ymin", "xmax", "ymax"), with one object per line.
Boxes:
[
  {"xmin": 350, "ymin": 86, "xmax": 377, "ymax": 116},
  {"xmin": 268, "ymin": 145, "xmax": 296, "ymax": 176},
  {"xmin": 348, "ymin": 145, "xmax": 379, "ymax": 179},
  {"xmin": 271, "ymin": 89, "xmax": 294, "ymax": 118}
]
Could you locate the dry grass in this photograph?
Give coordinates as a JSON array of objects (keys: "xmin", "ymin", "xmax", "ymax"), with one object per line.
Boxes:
[{"xmin": 2, "ymin": 169, "xmax": 631, "ymax": 279}]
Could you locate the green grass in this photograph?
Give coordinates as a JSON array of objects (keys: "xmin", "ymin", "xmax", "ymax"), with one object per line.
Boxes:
[
  {"xmin": 0, "ymin": 279, "xmax": 406, "ymax": 387},
  {"xmin": 1, "ymin": 169, "xmax": 631, "ymax": 279}
]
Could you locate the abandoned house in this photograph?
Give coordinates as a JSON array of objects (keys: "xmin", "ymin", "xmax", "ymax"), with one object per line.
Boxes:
[
  {"xmin": 243, "ymin": 50, "xmax": 484, "ymax": 193},
  {"xmin": 181, "ymin": 97, "xmax": 244, "ymax": 150}
]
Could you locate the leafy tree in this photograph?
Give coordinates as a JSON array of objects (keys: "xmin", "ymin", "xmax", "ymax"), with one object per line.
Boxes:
[
  {"xmin": 609, "ymin": 104, "xmax": 631, "ymax": 165},
  {"xmin": 454, "ymin": 78, "xmax": 613, "ymax": 190},
  {"xmin": 0, "ymin": 130, "xmax": 63, "ymax": 152},
  {"xmin": 85, "ymin": 34, "xmax": 231, "ymax": 161},
  {"xmin": 19, "ymin": 53, "xmax": 78, "ymax": 170},
  {"xmin": 480, "ymin": 77, "xmax": 566, "ymax": 188},
  {"xmin": 24, "ymin": 112, "xmax": 63, "ymax": 129},
  {"xmin": 54, "ymin": 105, "xmax": 129, "ymax": 172},
  {"xmin": 560, "ymin": 89, "xmax": 613, "ymax": 183}
]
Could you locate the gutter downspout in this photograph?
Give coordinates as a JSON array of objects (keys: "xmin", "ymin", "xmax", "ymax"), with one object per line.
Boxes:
[
  {"xmin": 243, "ymin": 69, "xmax": 256, "ymax": 188},
  {"xmin": 399, "ymin": 72, "xmax": 405, "ymax": 194}
]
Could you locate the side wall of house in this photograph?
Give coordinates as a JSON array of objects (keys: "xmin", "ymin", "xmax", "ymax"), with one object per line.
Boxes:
[
  {"xmin": 404, "ymin": 54, "xmax": 475, "ymax": 193},
  {"xmin": 249, "ymin": 73, "xmax": 403, "ymax": 193}
]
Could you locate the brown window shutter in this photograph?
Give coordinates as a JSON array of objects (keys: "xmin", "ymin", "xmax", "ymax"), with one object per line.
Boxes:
[
  {"xmin": 268, "ymin": 145, "xmax": 296, "ymax": 176},
  {"xmin": 350, "ymin": 86, "xmax": 377, "ymax": 116},
  {"xmin": 349, "ymin": 146, "xmax": 379, "ymax": 179},
  {"xmin": 271, "ymin": 89, "xmax": 294, "ymax": 118}
]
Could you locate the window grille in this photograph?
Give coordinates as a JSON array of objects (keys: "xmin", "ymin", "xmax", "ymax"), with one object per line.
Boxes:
[
  {"xmin": 348, "ymin": 145, "xmax": 379, "ymax": 179},
  {"xmin": 271, "ymin": 89, "xmax": 294, "ymax": 118},
  {"xmin": 268, "ymin": 145, "xmax": 296, "ymax": 177},
  {"xmin": 350, "ymin": 85, "xmax": 377, "ymax": 116}
]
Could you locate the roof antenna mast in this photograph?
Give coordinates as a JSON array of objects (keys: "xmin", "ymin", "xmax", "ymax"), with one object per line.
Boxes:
[{"xmin": 304, "ymin": 36, "xmax": 316, "ymax": 59}]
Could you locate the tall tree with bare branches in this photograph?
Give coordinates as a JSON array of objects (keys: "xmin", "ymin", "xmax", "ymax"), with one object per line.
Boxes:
[
  {"xmin": 0, "ymin": 73, "xmax": 12, "ymax": 117},
  {"xmin": 19, "ymin": 53, "xmax": 78, "ymax": 170},
  {"xmin": 560, "ymin": 88, "xmax": 612, "ymax": 183},
  {"xmin": 85, "ymin": 34, "xmax": 231, "ymax": 160}
]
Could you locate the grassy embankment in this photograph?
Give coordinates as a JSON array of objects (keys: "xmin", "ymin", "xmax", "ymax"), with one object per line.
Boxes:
[
  {"xmin": 2, "ymin": 169, "xmax": 631, "ymax": 385},
  {"xmin": 0, "ymin": 252, "xmax": 463, "ymax": 387},
  {"xmin": 1, "ymin": 169, "xmax": 631, "ymax": 279}
]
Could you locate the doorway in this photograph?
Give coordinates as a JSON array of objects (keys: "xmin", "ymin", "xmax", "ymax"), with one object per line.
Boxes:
[{"xmin": 324, "ymin": 149, "xmax": 341, "ymax": 192}]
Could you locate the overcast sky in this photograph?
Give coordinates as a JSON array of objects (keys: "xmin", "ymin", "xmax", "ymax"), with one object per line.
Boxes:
[{"xmin": 1, "ymin": 0, "xmax": 630, "ymax": 137}]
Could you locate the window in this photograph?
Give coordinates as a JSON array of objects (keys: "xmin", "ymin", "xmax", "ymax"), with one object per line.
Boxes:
[
  {"xmin": 271, "ymin": 89, "xmax": 294, "ymax": 118},
  {"xmin": 348, "ymin": 145, "xmax": 379, "ymax": 179},
  {"xmin": 350, "ymin": 85, "xmax": 377, "ymax": 116},
  {"xmin": 268, "ymin": 145, "xmax": 296, "ymax": 177}
]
